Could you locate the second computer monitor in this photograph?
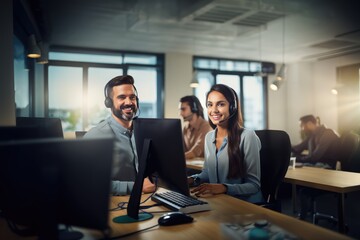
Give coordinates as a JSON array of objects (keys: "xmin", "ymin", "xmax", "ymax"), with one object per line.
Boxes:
[
  {"xmin": 16, "ymin": 117, "xmax": 64, "ymax": 138},
  {"xmin": 0, "ymin": 137, "xmax": 114, "ymax": 238},
  {"xmin": 133, "ymin": 118, "xmax": 190, "ymax": 196}
]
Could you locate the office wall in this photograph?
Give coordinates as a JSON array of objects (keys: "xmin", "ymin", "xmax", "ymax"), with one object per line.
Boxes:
[
  {"xmin": 313, "ymin": 52, "xmax": 360, "ymax": 131},
  {"xmin": 284, "ymin": 52, "xmax": 360, "ymax": 145},
  {"xmin": 0, "ymin": 0, "xmax": 15, "ymax": 126},
  {"xmin": 164, "ymin": 52, "xmax": 193, "ymax": 118},
  {"xmin": 267, "ymin": 64, "xmax": 288, "ymax": 132},
  {"xmin": 283, "ymin": 62, "xmax": 316, "ymax": 144}
]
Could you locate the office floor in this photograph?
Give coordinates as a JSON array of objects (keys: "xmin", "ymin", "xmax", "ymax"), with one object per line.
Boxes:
[{"xmin": 279, "ymin": 183, "xmax": 360, "ymax": 239}]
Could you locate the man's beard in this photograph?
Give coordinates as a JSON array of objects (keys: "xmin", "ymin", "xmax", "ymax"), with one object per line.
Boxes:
[{"xmin": 112, "ymin": 104, "xmax": 137, "ymax": 121}]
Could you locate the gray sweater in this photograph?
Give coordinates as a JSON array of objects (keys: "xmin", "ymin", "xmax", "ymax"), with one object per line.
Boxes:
[{"xmin": 84, "ymin": 115, "xmax": 138, "ymax": 195}]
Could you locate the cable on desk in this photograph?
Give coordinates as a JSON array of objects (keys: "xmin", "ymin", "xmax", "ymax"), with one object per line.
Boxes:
[
  {"xmin": 109, "ymin": 176, "xmax": 159, "ymax": 212},
  {"xmin": 100, "ymin": 223, "xmax": 159, "ymax": 240}
]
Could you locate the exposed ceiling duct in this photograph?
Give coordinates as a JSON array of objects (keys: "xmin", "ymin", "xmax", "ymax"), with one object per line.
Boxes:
[{"xmin": 15, "ymin": 0, "xmax": 360, "ymax": 63}]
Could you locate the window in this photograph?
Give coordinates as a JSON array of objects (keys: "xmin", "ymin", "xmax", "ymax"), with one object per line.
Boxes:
[
  {"xmin": 243, "ymin": 76, "xmax": 266, "ymax": 129},
  {"xmin": 193, "ymin": 57, "xmax": 268, "ymax": 129},
  {"xmin": 87, "ymin": 68, "xmax": 123, "ymax": 127},
  {"xmin": 14, "ymin": 35, "xmax": 30, "ymax": 117},
  {"xmin": 46, "ymin": 50, "xmax": 164, "ymax": 131},
  {"xmin": 128, "ymin": 67, "xmax": 159, "ymax": 118},
  {"xmin": 48, "ymin": 66, "xmax": 83, "ymax": 131}
]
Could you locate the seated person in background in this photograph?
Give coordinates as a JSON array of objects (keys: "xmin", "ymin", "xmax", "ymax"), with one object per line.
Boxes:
[
  {"xmin": 179, "ymin": 95, "xmax": 212, "ymax": 159},
  {"xmin": 84, "ymin": 75, "xmax": 155, "ymax": 196},
  {"xmin": 292, "ymin": 114, "xmax": 340, "ymax": 220},
  {"xmin": 187, "ymin": 84, "xmax": 263, "ymax": 203},
  {"xmin": 292, "ymin": 114, "xmax": 340, "ymax": 169}
]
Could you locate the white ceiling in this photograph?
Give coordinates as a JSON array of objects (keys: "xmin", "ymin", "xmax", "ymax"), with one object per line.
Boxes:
[{"xmin": 32, "ymin": 0, "xmax": 360, "ymax": 63}]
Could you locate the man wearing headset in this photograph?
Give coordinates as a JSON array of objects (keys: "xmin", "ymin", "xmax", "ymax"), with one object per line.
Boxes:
[
  {"xmin": 84, "ymin": 75, "xmax": 154, "ymax": 195},
  {"xmin": 179, "ymin": 95, "xmax": 212, "ymax": 159}
]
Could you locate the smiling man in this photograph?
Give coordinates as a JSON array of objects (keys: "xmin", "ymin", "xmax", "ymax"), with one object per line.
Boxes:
[{"xmin": 84, "ymin": 75, "xmax": 154, "ymax": 196}]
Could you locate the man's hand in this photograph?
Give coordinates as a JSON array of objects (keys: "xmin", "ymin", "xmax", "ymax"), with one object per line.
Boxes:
[{"xmin": 142, "ymin": 177, "xmax": 156, "ymax": 193}]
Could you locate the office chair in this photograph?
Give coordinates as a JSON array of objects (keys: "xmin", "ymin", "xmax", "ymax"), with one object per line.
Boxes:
[
  {"xmin": 312, "ymin": 131, "xmax": 360, "ymax": 228},
  {"xmin": 338, "ymin": 131, "xmax": 360, "ymax": 172},
  {"xmin": 254, "ymin": 130, "xmax": 291, "ymax": 212}
]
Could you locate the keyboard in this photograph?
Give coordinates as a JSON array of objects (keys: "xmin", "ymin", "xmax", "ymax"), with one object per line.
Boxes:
[{"xmin": 151, "ymin": 190, "xmax": 211, "ymax": 214}]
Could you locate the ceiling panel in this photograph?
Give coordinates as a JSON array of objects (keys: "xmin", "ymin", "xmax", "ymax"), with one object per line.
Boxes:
[{"xmin": 19, "ymin": 0, "xmax": 360, "ymax": 63}]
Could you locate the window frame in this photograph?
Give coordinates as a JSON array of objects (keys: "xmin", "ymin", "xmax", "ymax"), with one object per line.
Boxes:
[
  {"xmin": 193, "ymin": 56, "xmax": 269, "ymax": 129},
  {"xmin": 44, "ymin": 49, "xmax": 164, "ymax": 131}
]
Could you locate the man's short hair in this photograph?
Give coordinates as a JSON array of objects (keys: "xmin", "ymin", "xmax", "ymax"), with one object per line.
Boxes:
[
  {"xmin": 179, "ymin": 95, "xmax": 204, "ymax": 118},
  {"xmin": 299, "ymin": 114, "xmax": 317, "ymax": 124}
]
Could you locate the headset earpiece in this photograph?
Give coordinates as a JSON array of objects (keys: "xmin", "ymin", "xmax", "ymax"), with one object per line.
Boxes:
[
  {"xmin": 190, "ymin": 98, "xmax": 198, "ymax": 113},
  {"xmin": 104, "ymin": 97, "xmax": 113, "ymax": 108},
  {"xmin": 103, "ymin": 79, "xmax": 139, "ymax": 109},
  {"xmin": 104, "ymin": 82, "xmax": 113, "ymax": 108},
  {"xmin": 226, "ymin": 86, "xmax": 237, "ymax": 115}
]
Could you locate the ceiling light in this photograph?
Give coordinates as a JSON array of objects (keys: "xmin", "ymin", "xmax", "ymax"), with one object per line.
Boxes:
[
  {"xmin": 190, "ymin": 71, "xmax": 199, "ymax": 88},
  {"xmin": 331, "ymin": 88, "xmax": 338, "ymax": 95},
  {"xmin": 36, "ymin": 41, "xmax": 48, "ymax": 64},
  {"xmin": 27, "ymin": 34, "xmax": 41, "ymax": 58},
  {"xmin": 273, "ymin": 1, "xmax": 287, "ymax": 91},
  {"xmin": 275, "ymin": 63, "xmax": 286, "ymax": 81},
  {"xmin": 270, "ymin": 80, "xmax": 281, "ymax": 91}
]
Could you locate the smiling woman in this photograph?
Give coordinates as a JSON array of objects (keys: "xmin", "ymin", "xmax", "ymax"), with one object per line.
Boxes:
[{"xmin": 189, "ymin": 84, "xmax": 264, "ymax": 203}]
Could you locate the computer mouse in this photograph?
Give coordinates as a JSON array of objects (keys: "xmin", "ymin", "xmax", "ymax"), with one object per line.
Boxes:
[{"xmin": 158, "ymin": 212, "xmax": 194, "ymax": 226}]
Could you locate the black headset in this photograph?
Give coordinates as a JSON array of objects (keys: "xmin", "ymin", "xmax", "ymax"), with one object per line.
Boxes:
[
  {"xmin": 103, "ymin": 79, "xmax": 139, "ymax": 108},
  {"xmin": 224, "ymin": 85, "xmax": 238, "ymax": 115},
  {"xmin": 190, "ymin": 96, "xmax": 199, "ymax": 113}
]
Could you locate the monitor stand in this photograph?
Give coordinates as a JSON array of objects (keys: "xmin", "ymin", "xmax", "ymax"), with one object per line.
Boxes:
[
  {"xmin": 113, "ymin": 139, "xmax": 153, "ymax": 223},
  {"xmin": 57, "ymin": 226, "xmax": 84, "ymax": 240}
]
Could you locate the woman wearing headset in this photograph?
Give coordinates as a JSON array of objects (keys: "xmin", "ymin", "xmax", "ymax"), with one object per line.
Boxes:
[{"xmin": 188, "ymin": 84, "xmax": 263, "ymax": 203}]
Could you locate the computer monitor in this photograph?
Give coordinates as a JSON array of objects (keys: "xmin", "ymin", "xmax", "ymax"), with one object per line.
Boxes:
[
  {"xmin": 16, "ymin": 117, "xmax": 64, "ymax": 138},
  {"xmin": 0, "ymin": 126, "xmax": 43, "ymax": 142},
  {"xmin": 0, "ymin": 137, "xmax": 114, "ymax": 239},
  {"xmin": 121, "ymin": 118, "xmax": 189, "ymax": 221}
]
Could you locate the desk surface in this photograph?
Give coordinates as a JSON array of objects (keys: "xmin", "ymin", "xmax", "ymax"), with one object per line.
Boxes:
[
  {"xmin": 106, "ymin": 191, "xmax": 353, "ymax": 239},
  {"xmin": 186, "ymin": 158, "xmax": 204, "ymax": 171},
  {"xmin": 0, "ymin": 189, "xmax": 352, "ymax": 240},
  {"xmin": 284, "ymin": 166, "xmax": 360, "ymax": 193}
]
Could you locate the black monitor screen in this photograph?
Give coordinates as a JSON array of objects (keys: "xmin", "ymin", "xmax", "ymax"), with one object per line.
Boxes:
[
  {"xmin": 0, "ymin": 126, "xmax": 42, "ymax": 142},
  {"xmin": 0, "ymin": 137, "xmax": 114, "ymax": 238},
  {"xmin": 133, "ymin": 118, "xmax": 190, "ymax": 196},
  {"xmin": 123, "ymin": 118, "xmax": 189, "ymax": 220},
  {"xmin": 16, "ymin": 117, "xmax": 64, "ymax": 138}
]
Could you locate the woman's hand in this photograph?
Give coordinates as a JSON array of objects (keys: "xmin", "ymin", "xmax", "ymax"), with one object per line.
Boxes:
[{"xmin": 190, "ymin": 183, "xmax": 227, "ymax": 196}]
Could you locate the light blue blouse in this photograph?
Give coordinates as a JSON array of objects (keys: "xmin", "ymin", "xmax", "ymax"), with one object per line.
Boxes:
[{"xmin": 192, "ymin": 128, "xmax": 263, "ymax": 203}]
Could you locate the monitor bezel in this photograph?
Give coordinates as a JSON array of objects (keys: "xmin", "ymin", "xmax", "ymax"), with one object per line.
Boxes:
[
  {"xmin": 0, "ymin": 137, "xmax": 114, "ymax": 237},
  {"xmin": 126, "ymin": 118, "xmax": 190, "ymax": 220}
]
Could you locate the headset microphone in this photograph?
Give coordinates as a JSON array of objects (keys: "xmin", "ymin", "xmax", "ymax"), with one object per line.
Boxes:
[
  {"xmin": 132, "ymin": 108, "xmax": 140, "ymax": 120},
  {"xmin": 218, "ymin": 85, "xmax": 238, "ymax": 124},
  {"xmin": 183, "ymin": 113, "xmax": 194, "ymax": 121},
  {"xmin": 218, "ymin": 111, "xmax": 236, "ymax": 124}
]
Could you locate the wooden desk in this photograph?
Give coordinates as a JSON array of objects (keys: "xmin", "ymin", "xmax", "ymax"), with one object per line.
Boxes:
[
  {"xmin": 0, "ymin": 190, "xmax": 352, "ymax": 240},
  {"xmin": 186, "ymin": 158, "xmax": 204, "ymax": 171},
  {"xmin": 284, "ymin": 166, "xmax": 360, "ymax": 233}
]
